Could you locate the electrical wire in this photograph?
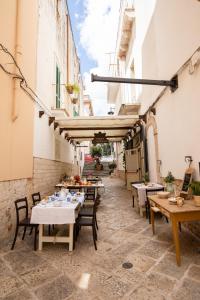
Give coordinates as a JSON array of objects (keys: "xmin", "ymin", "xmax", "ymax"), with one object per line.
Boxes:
[{"xmin": 0, "ymin": 43, "xmax": 52, "ymax": 117}]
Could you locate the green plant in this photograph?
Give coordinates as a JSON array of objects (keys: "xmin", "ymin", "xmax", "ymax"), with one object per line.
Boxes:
[
  {"xmin": 90, "ymin": 146, "xmax": 102, "ymax": 158},
  {"xmin": 164, "ymin": 171, "xmax": 175, "ymax": 183},
  {"xmin": 190, "ymin": 181, "xmax": 200, "ymax": 196},
  {"xmin": 143, "ymin": 172, "xmax": 149, "ymax": 183},
  {"xmin": 108, "ymin": 162, "xmax": 117, "ymax": 170},
  {"xmin": 73, "ymin": 83, "xmax": 80, "ymax": 94}
]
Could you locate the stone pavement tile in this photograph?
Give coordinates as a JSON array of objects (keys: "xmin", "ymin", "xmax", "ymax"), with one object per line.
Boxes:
[
  {"xmin": 3, "ymin": 249, "xmax": 45, "ymax": 275},
  {"xmin": 0, "ymin": 274, "xmax": 24, "ymax": 299},
  {"xmin": 89, "ymin": 270, "xmax": 133, "ymax": 300},
  {"xmin": 113, "ymin": 265, "xmax": 145, "ymax": 288},
  {"xmin": 123, "ymin": 220, "xmax": 148, "ymax": 234},
  {"xmin": 145, "ymin": 272, "xmax": 177, "ymax": 296},
  {"xmin": 20, "ymin": 263, "xmax": 60, "ymax": 288},
  {"xmin": 125, "ymin": 253, "xmax": 156, "ymax": 273},
  {"xmin": 112, "ymin": 240, "xmax": 141, "ymax": 257},
  {"xmin": 171, "ymin": 278, "xmax": 200, "ymax": 300},
  {"xmin": 0, "ymin": 258, "xmax": 11, "ymax": 273},
  {"xmin": 187, "ymin": 265, "xmax": 200, "ymax": 281},
  {"xmin": 34, "ymin": 275, "xmax": 75, "ymax": 300},
  {"xmin": 1, "ymin": 289, "xmax": 35, "ymax": 300},
  {"xmin": 90, "ymin": 252, "xmax": 124, "ymax": 272},
  {"xmin": 125, "ymin": 285, "xmax": 166, "ymax": 300},
  {"xmin": 152, "ymin": 253, "xmax": 191, "ymax": 279},
  {"xmin": 137, "ymin": 240, "xmax": 171, "ymax": 259}
]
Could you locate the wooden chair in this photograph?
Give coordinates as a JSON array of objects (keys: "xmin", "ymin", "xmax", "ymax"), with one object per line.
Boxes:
[
  {"xmin": 11, "ymin": 198, "xmax": 38, "ymax": 250},
  {"xmin": 131, "ymin": 181, "xmax": 144, "ymax": 207},
  {"xmin": 31, "ymin": 192, "xmax": 53, "ymax": 235},
  {"xmin": 145, "ymin": 187, "xmax": 165, "ymax": 223},
  {"xmin": 76, "ymin": 202, "xmax": 98, "ymax": 250},
  {"xmin": 32, "ymin": 192, "xmax": 41, "ymax": 206}
]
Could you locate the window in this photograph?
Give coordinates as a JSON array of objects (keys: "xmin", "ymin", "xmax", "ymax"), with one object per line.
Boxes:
[{"xmin": 56, "ymin": 65, "xmax": 61, "ymax": 108}]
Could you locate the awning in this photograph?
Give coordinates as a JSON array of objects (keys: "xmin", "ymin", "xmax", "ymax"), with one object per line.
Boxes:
[{"xmin": 57, "ymin": 115, "xmax": 139, "ymax": 142}]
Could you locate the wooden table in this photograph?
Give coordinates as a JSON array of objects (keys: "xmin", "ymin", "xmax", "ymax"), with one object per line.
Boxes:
[{"xmin": 149, "ymin": 195, "xmax": 200, "ymax": 266}]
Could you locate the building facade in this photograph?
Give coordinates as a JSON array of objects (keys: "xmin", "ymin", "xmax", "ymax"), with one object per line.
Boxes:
[
  {"xmin": 108, "ymin": 0, "xmax": 200, "ymax": 236},
  {"xmin": 0, "ymin": 0, "xmax": 84, "ymax": 243}
]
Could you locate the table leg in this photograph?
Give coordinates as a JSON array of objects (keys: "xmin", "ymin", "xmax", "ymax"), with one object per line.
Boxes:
[
  {"xmin": 171, "ymin": 217, "xmax": 181, "ymax": 266},
  {"xmin": 69, "ymin": 224, "xmax": 74, "ymax": 252},
  {"xmin": 38, "ymin": 224, "xmax": 43, "ymax": 251},
  {"xmin": 151, "ymin": 208, "xmax": 155, "ymax": 235}
]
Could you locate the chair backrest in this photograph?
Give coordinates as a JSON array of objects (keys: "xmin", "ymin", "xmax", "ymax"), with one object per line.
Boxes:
[
  {"xmin": 14, "ymin": 197, "xmax": 28, "ymax": 224},
  {"xmin": 146, "ymin": 187, "xmax": 164, "ymax": 197},
  {"xmin": 131, "ymin": 181, "xmax": 144, "ymax": 184},
  {"xmin": 85, "ymin": 187, "xmax": 95, "ymax": 201},
  {"xmin": 32, "ymin": 192, "xmax": 41, "ymax": 206}
]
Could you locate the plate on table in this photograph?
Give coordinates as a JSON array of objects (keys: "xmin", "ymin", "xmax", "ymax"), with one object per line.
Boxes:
[{"xmin": 168, "ymin": 197, "xmax": 177, "ymax": 205}]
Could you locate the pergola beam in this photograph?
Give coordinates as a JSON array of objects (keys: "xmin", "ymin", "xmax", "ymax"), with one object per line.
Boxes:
[{"xmin": 59, "ymin": 126, "xmax": 132, "ymax": 131}]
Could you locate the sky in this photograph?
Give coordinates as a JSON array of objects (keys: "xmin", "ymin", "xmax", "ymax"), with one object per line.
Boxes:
[{"xmin": 67, "ymin": 0, "xmax": 121, "ymax": 116}]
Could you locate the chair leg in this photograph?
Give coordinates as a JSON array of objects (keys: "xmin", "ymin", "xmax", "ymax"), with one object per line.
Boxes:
[
  {"xmin": 132, "ymin": 196, "xmax": 134, "ymax": 207},
  {"xmin": 145, "ymin": 201, "xmax": 148, "ymax": 219},
  {"xmin": 179, "ymin": 222, "xmax": 181, "ymax": 232},
  {"xmin": 34, "ymin": 226, "xmax": 37, "ymax": 251},
  {"xmin": 22, "ymin": 226, "xmax": 27, "ymax": 240},
  {"xmin": 147, "ymin": 201, "xmax": 151, "ymax": 224},
  {"xmin": 92, "ymin": 226, "xmax": 97, "ymax": 250},
  {"xmin": 165, "ymin": 217, "xmax": 169, "ymax": 223},
  {"xmin": 95, "ymin": 215, "xmax": 98, "ymax": 230},
  {"xmin": 11, "ymin": 226, "xmax": 19, "ymax": 250},
  {"xmin": 29, "ymin": 227, "xmax": 33, "ymax": 235},
  {"xmin": 48, "ymin": 225, "xmax": 51, "ymax": 236}
]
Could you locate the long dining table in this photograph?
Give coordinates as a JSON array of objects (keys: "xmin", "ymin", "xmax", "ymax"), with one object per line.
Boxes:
[
  {"xmin": 31, "ymin": 194, "xmax": 85, "ymax": 251},
  {"xmin": 55, "ymin": 182, "xmax": 105, "ymax": 198}
]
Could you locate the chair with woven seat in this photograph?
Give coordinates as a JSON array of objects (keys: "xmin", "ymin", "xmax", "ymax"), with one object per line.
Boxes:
[
  {"xmin": 11, "ymin": 197, "xmax": 38, "ymax": 250},
  {"xmin": 76, "ymin": 202, "xmax": 97, "ymax": 250},
  {"xmin": 145, "ymin": 187, "xmax": 167, "ymax": 224}
]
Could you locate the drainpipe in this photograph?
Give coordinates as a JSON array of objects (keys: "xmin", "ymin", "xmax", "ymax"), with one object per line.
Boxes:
[{"xmin": 12, "ymin": 0, "xmax": 22, "ymax": 121}]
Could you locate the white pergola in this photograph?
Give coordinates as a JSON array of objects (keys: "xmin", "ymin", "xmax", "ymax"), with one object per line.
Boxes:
[{"xmin": 57, "ymin": 115, "xmax": 139, "ymax": 142}]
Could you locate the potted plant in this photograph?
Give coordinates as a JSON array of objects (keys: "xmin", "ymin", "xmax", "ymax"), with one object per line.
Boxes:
[
  {"xmin": 108, "ymin": 162, "xmax": 117, "ymax": 175},
  {"xmin": 190, "ymin": 181, "xmax": 200, "ymax": 206},
  {"xmin": 143, "ymin": 172, "xmax": 149, "ymax": 185},
  {"xmin": 66, "ymin": 83, "xmax": 74, "ymax": 94},
  {"xmin": 164, "ymin": 171, "xmax": 175, "ymax": 193}
]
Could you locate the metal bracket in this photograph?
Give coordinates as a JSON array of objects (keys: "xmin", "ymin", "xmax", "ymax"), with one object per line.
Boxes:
[{"xmin": 91, "ymin": 74, "xmax": 178, "ymax": 93}]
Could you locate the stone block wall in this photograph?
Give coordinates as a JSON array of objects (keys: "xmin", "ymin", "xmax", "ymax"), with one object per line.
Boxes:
[
  {"xmin": 0, "ymin": 178, "xmax": 33, "ymax": 246},
  {"xmin": 32, "ymin": 157, "xmax": 77, "ymax": 197},
  {"xmin": 0, "ymin": 157, "xmax": 77, "ymax": 245}
]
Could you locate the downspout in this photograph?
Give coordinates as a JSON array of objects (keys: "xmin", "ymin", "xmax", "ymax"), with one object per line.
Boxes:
[
  {"xmin": 141, "ymin": 124, "xmax": 149, "ymax": 173},
  {"xmin": 12, "ymin": 0, "xmax": 22, "ymax": 121}
]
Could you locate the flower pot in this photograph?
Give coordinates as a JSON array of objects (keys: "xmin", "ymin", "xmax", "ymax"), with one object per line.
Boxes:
[
  {"xmin": 193, "ymin": 195, "xmax": 200, "ymax": 206},
  {"xmin": 166, "ymin": 183, "xmax": 174, "ymax": 193},
  {"xmin": 66, "ymin": 86, "xmax": 73, "ymax": 94}
]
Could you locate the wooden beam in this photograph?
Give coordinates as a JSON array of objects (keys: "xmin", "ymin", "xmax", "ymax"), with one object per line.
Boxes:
[
  {"xmin": 39, "ymin": 111, "xmax": 45, "ymax": 118},
  {"xmin": 54, "ymin": 122, "xmax": 59, "ymax": 130},
  {"xmin": 49, "ymin": 117, "xmax": 55, "ymax": 126},
  {"xmin": 69, "ymin": 135, "xmax": 125, "ymax": 139},
  {"xmin": 59, "ymin": 128, "xmax": 65, "ymax": 135},
  {"xmin": 59, "ymin": 126, "xmax": 131, "ymax": 131}
]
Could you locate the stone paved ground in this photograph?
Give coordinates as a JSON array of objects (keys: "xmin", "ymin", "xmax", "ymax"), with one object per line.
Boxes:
[{"xmin": 1, "ymin": 178, "xmax": 200, "ymax": 300}]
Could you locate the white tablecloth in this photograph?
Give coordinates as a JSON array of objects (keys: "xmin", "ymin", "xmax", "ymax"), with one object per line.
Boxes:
[
  {"xmin": 31, "ymin": 195, "xmax": 84, "ymax": 225},
  {"xmin": 132, "ymin": 183, "xmax": 163, "ymax": 206}
]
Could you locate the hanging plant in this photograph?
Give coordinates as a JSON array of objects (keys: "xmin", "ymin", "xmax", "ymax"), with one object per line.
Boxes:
[{"xmin": 65, "ymin": 83, "xmax": 74, "ymax": 94}]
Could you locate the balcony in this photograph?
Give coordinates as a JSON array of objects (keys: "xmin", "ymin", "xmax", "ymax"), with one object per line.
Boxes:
[{"xmin": 117, "ymin": 0, "xmax": 135, "ymax": 60}]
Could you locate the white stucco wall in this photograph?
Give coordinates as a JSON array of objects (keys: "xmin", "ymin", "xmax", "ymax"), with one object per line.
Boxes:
[
  {"xmin": 134, "ymin": 0, "xmax": 200, "ymax": 113},
  {"xmin": 33, "ymin": 0, "xmax": 75, "ymax": 164},
  {"xmin": 137, "ymin": 0, "xmax": 200, "ymax": 181}
]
